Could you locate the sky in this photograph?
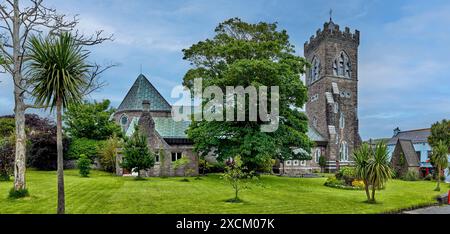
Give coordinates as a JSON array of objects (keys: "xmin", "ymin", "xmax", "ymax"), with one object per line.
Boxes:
[{"xmin": 0, "ymin": 0, "xmax": 449, "ymax": 140}]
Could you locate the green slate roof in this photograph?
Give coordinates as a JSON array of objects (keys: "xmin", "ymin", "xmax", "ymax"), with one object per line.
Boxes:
[
  {"xmin": 153, "ymin": 117, "xmax": 191, "ymax": 138},
  {"xmin": 307, "ymin": 125, "xmax": 327, "ymax": 142},
  {"xmin": 117, "ymin": 74, "xmax": 172, "ymax": 112},
  {"xmin": 125, "ymin": 117, "xmax": 190, "ymax": 139}
]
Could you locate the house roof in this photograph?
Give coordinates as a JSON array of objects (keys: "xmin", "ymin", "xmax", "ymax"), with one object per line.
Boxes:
[
  {"xmin": 395, "ymin": 139, "xmax": 420, "ymax": 167},
  {"xmin": 117, "ymin": 74, "xmax": 172, "ymax": 112},
  {"xmin": 387, "ymin": 128, "xmax": 431, "ymax": 145}
]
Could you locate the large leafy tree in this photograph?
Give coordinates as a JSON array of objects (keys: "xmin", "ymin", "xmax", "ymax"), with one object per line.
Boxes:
[
  {"xmin": 182, "ymin": 18, "xmax": 312, "ymax": 171},
  {"xmin": 428, "ymin": 119, "xmax": 450, "ymax": 152},
  {"xmin": 63, "ymin": 100, "xmax": 122, "ymax": 140},
  {"xmin": 27, "ymin": 32, "xmax": 91, "ymax": 214},
  {"xmin": 431, "ymin": 141, "xmax": 449, "ymax": 191}
]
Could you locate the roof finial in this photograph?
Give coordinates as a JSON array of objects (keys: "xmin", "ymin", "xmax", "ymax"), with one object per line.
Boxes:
[
  {"xmin": 329, "ymin": 8, "xmax": 333, "ymax": 22},
  {"xmin": 140, "ymin": 64, "xmax": 143, "ymax": 74}
]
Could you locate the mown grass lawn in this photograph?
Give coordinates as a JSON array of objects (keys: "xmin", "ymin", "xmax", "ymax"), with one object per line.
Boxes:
[{"xmin": 0, "ymin": 169, "xmax": 446, "ymax": 214}]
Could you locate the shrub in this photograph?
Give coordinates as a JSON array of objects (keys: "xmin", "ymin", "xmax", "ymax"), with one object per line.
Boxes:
[
  {"xmin": 209, "ymin": 161, "xmax": 226, "ymax": 173},
  {"xmin": 27, "ymin": 130, "xmax": 69, "ymax": 170},
  {"xmin": 0, "ymin": 118, "xmax": 15, "ymax": 137},
  {"xmin": 402, "ymin": 170, "xmax": 420, "ymax": 181},
  {"xmin": 9, "ymin": 188, "xmax": 29, "ymax": 199},
  {"xmin": 423, "ymin": 173, "xmax": 433, "ymax": 181},
  {"xmin": 98, "ymin": 135, "xmax": 122, "ymax": 172},
  {"xmin": 0, "ymin": 136, "xmax": 14, "ymax": 180},
  {"xmin": 324, "ymin": 176, "xmax": 363, "ymax": 190},
  {"xmin": 199, "ymin": 158, "xmax": 213, "ymax": 175},
  {"xmin": 337, "ymin": 167, "xmax": 356, "ymax": 185},
  {"xmin": 173, "ymin": 155, "xmax": 193, "ymax": 180},
  {"xmin": 351, "ymin": 180, "xmax": 366, "ymax": 189},
  {"xmin": 77, "ymin": 154, "xmax": 92, "ymax": 177},
  {"xmin": 68, "ymin": 138, "xmax": 104, "ymax": 160}
]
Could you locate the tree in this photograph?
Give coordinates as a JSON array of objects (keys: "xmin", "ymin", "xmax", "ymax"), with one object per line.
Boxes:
[
  {"xmin": 121, "ymin": 127, "xmax": 155, "ymax": 179},
  {"xmin": 222, "ymin": 155, "xmax": 253, "ymax": 202},
  {"xmin": 366, "ymin": 142, "xmax": 394, "ymax": 203},
  {"xmin": 431, "ymin": 141, "xmax": 449, "ymax": 191},
  {"xmin": 63, "ymin": 100, "xmax": 122, "ymax": 140},
  {"xmin": 318, "ymin": 155, "xmax": 327, "ymax": 173},
  {"xmin": 182, "ymin": 18, "xmax": 312, "ymax": 171},
  {"xmin": 76, "ymin": 154, "xmax": 91, "ymax": 177},
  {"xmin": 428, "ymin": 119, "xmax": 450, "ymax": 152},
  {"xmin": 173, "ymin": 155, "xmax": 193, "ymax": 181},
  {"xmin": 0, "ymin": 0, "xmax": 112, "ymax": 196},
  {"xmin": 353, "ymin": 143, "xmax": 372, "ymax": 202},
  {"xmin": 98, "ymin": 135, "xmax": 122, "ymax": 173},
  {"xmin": 27, "ymin": 32, "xmax": 91, "ymax": 214}
]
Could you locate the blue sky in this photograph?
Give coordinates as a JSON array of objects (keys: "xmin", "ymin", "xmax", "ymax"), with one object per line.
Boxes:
[{"xmin": 0, "ymin": 0, "xmax": 449, "ymax": 140}]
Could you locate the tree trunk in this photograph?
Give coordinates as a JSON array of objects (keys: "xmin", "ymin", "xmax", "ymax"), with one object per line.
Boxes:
[
  {"xmin": 435, "ymin": 166, "xmax": 441, "ymax": 191},
  {"xmin": 13, "ymin": 94, "xmax": 26, "ymax": 192},
  {"xmin": 12, "ymin": 0, "xmax": 27, "ymax": 193},
  {"xmin": 56, "ymin": 98, "xmax": 65, "ymax": 214},
  {"xmin": 364, "ymin": 180, "xmax": 371, "ymax": 201},
  {"xmin": 371, "ymin": 185, "xmax": 376, "ymax": 203}
]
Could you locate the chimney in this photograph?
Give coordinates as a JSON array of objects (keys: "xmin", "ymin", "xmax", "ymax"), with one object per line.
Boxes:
[
  {"xmin": 142, "ymin": 100, "xmax": 150, "ymax": 112},
  {"xmin": 393, "ymin": 127, "xmax": 401, "ymax": 136}
]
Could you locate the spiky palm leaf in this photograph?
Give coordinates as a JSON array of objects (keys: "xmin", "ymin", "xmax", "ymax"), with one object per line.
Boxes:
[
  {"xmin": 366, "ymin": 142, "xmax": 394, "ymax": 202},
  {"xmin": 27, "ymin": 32, "xmax": 90, "ymax": 110}
]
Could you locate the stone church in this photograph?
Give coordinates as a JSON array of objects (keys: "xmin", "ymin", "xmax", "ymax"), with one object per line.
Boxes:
[{"xmin": 113, "ymin": 18, "xmax": 361, "ymax": 177}]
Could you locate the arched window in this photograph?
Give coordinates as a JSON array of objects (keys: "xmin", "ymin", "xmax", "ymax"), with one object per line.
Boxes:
[
  {"xmin": 339, "ymin": 113, "xmax": 345, "ymax": 129},
  {"xmin": 340, "ymin": 141, "xmax": 349, "ymax": 161},
  {"xmin": 333, "ymin": 52, "xmax": 351, "ymax": 78},
  {"xmin": 310, "ymin": 56, "xmax": 321, "ymax": 83},
  {"xmin": 314, "ymin": 148, "xmax": 321, "ymax": 163},
  {"xmin": 120, "ymin": 114, "xmax": 128, "ymax": 126}
]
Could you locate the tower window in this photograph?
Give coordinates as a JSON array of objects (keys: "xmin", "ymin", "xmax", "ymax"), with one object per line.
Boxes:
[
  {"xmin": 310, "ymin": 56, "xmax": 321, "ymax": 83},
  {"xmin": 339, "ymin": 113, "xmax": 345, "ymax": 129},
  {"xmin": 334, "ymin": 52, "xmax": 351, "ymax": 78},
  {"xmin": 340, "ymin": 141, "xmax": 349, "ymax": 161}
]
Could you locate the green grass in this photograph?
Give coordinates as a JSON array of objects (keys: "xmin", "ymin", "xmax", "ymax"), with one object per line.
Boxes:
[{"xmin": 0, "ymin": 169, "xmax": 446, "ymax": 214}]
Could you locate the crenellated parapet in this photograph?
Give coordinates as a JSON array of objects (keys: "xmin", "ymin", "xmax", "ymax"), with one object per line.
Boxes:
[{"xmin": 304, "ymin": 20, "xmax": 359, "ymax": 55}]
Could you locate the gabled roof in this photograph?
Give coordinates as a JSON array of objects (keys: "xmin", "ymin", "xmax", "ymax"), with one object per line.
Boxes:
[
  {"xmin": 395, "ymin": 139, "xmax": 420, "ymax": 167},
  {"xmin": 387, "ymin": 128, "xmax": 431, "ymax": 145},
  {"xmin": 307, "ymin": 125, "xmax": 327, "ymax": 142},
  {"xmin": 117, "ymin": 74, "xmax": 172, "ymax": 112}
]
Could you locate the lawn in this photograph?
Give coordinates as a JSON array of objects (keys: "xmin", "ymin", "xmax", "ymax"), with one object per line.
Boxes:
[{"xmin": 0, "ymin": 170, "xmax": 446, "ymax": 214}]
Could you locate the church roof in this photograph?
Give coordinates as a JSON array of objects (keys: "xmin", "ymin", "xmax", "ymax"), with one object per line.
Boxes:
[
  {"xmin": 307, "ymin": 125, "xmax": 327, "ymax": 142},
  {"xmin": 387, "ymin": 128, "xmax": 431, "ymax": 145},
  {"xmin": 117, "ymin": 74, "xmax": 172, "ymax": 112},
  {"xmin": 394, "ymin": 139, "xmax": 420, "ymax": 167},
  {"xmin": 125, "ymin": 116, "xmax": 190, "ymax": 139}
]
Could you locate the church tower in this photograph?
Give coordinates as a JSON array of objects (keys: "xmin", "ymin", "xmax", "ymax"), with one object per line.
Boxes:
[{"xmin": 304, "ymin": 18, "xmax": 361, "ymax": 171}]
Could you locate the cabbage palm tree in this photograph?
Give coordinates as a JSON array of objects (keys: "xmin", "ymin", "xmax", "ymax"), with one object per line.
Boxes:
[
  {"xmin": 366, "ymin": 142, "xmax": 394, "ymax": 203},
  {"xmin": 353, "ymin": 143, "xmax": 372, "ymax": 202},
  {"xmin": 431, "ymin": 141, "xmax": 449, "ymax": 191},
  {"xmin": 27, "ymin": 32, "xmax": 90, "ymax": 214}
]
